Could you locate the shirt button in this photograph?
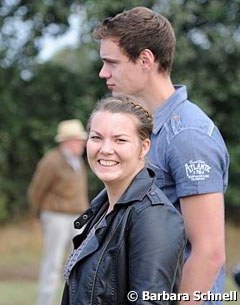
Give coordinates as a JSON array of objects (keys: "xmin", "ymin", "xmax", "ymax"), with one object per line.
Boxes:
[{"xmin": 150, "ymin": 191, "xmax": 156, "ymax": 196}]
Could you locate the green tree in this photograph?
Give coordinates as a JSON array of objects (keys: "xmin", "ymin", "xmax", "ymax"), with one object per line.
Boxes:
[
  {"xmin": 0, "ymin": 0, "xmax": 105, "ymax": 221},
  {"xmin": 0, "ymin": 0, "xmax": 79, "ymax": 67},
  {"xmin": 0, "ymin": 0, "xmax": 240, "ymax": 221},
  {"xmin": 0, "ymin": 63, "xmax": 95, "ymax": 219}
]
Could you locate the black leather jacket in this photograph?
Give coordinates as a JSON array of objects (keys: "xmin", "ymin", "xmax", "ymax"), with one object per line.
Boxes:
[{"xmin": 61, "ymin": 167, "xmax": 186, "ymax": 305}]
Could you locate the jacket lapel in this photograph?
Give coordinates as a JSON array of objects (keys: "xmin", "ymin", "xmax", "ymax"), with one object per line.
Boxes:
[{"xmin": 72, "ymin": 214, "xmax": 108, "ymax": 262}]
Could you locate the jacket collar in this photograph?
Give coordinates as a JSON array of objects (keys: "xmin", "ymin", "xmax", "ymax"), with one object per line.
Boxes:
[
  {"xmin": 91, "ymin": 167, "xmax": 155, "ymax": 210},
  {"xmin": 116, "ymin": 167, "xmax": 155, "ymax": 205},
  {"xmin": 74, "ymin": 167, "xmax": 156, "ymax": 230}
]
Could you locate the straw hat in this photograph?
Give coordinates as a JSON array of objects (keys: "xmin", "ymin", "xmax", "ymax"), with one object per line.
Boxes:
[{"xmin": 55, "ymin": 119, "xmax": 87, "ymax": 143}]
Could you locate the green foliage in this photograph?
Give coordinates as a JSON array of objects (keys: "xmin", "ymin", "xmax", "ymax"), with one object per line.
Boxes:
[
  {"xmin": 0, "ymin": 0, "xmax": 240, "ymax": 221},
  {"xmin": 0, "ymin": 60, "xmax": 103, "ymax": 221},
  {"xmin": 0, "ymin": 0, "xmax": 77, "ymax": 67},
  {"xmin": 79, "ymin": 0, "xmax": 157, "ymax": 19},
  {"xmin": 0, "ymin": 193, "xmax": 8, "ymax": 221}
]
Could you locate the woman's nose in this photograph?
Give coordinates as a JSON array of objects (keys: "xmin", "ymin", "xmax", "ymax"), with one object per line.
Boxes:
[{"xmin": 99, "ymin": 140, "xmax": 114, "ymax": 154}]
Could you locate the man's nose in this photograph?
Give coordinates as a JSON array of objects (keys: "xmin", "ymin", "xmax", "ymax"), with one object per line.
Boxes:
[{"xmin": 99, "ymin": 64, "xmax": 111, "ymax": 79}]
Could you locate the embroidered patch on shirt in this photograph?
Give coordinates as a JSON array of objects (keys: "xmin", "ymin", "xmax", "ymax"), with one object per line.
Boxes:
[{"xmin": 185, "ymin": 160, "xmax": 211, "ymax": 181}]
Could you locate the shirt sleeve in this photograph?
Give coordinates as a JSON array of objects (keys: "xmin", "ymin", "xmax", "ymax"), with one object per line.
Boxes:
[
  {"xmin": 167, "ymin": 128, "xmax": 229, "ymax": 198},
  {"xmin": 128, "ymin": 204, "xmax": 185, "ymax": 304}
]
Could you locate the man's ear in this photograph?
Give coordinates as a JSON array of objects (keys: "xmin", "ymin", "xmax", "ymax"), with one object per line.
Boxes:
[{"xmin": 139, "ymin": 49, "xmax": 155, "ymax": 71}]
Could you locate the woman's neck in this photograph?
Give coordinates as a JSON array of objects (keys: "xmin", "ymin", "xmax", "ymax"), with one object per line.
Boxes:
[
  {"xmin": 105, "ymin": 184, "xmax": 126, "ymax": 213},
  {"xmin": 105, "ymin": 167, "xmax": 143, "ymax": 213}
]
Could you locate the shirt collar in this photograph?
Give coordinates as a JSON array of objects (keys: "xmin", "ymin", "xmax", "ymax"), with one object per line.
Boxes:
[
  {"xmin": 59, "ymin": 147, "xmax": 81, "ymax": 171},
  {"xmin": 152, "ymin": 85, "xmax": 188, "ymax": 134},
  {"xmin": 60, "ymin": 147, "xmax": 75, "ymax": 159}
]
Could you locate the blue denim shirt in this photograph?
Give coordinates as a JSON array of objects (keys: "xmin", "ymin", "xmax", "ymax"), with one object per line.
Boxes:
[
  {"xmin": 148, "ymin": 85, "xmax": 229, "ymax": 304},
  {"xmin": 148, "ymin": 85, "xmax": 229, "ymax": 208}
]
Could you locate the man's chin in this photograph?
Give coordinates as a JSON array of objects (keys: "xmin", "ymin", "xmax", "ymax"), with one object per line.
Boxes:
[
  {"xmin": 111, "ymin": 91, "xmax": 119, "ymax": 97},
  {"xmin": 112, "ymin": 90, "xmax": 126, "ymax": 97}
]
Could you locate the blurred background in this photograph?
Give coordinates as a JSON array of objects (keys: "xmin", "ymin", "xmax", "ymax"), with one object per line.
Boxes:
[{"xmin": 0, "ymin": 0, "xmax": 240, "ymax": 304}]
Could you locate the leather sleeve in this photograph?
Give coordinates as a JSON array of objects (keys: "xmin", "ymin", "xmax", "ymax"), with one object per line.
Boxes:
[{"xmin": 128, "ymin": 204, "xmax": 186, "ymax": 304}]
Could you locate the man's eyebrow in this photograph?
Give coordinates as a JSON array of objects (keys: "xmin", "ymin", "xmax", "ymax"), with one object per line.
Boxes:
[{"xmin": 100, "ymin": 56, "xmax": 119, "ymax": 62}]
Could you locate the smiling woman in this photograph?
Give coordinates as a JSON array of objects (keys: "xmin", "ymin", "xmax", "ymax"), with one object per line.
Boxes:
[
  {"xmin": 86, "ymin": 96, "xmax": 153, "ymax": 210},
  {"xmin": 61, "ymin": 95, "xmax": 186, "ymax": 305},
  {"xmin": 87, "ymin": 110, "xmax": 150, "ymax": 211}
]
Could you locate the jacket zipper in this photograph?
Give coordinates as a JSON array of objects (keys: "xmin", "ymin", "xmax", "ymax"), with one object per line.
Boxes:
[{"xmin": 89, "ymin": 207, "xmax": 132, "ymax": 305}]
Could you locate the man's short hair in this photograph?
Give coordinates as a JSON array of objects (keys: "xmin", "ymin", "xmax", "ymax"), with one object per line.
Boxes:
[{"xmin": 93, "ymin": 6, "xmax": 176, "ymax": 73}]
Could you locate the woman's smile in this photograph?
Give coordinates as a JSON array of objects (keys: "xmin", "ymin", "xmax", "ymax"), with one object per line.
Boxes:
[
  {"xmin": 98, "ymin": 159, "xmax": 119, "ymax": 167},
  {"xmin": 87, "ymin": 111, "xmax": 147, "ymax": 189}
]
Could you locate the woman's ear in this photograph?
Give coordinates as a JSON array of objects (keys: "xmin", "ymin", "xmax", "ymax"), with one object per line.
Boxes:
[
  {"xmin": 139, "ymin": 49, "xmax": 155, "ymax": 71},
  {"xmin": 140, "ymin": 138, "xmax": 151, "ymax": 159}
]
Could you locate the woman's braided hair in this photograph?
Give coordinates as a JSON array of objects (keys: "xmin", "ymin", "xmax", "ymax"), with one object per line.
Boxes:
[{"xmin": 87, "ymin": 96, "xmax": 153, "ymax": 141}]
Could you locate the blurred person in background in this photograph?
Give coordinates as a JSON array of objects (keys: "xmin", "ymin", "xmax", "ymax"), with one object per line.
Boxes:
[{"xmin": 28, "ymin": 119, "xmax": 89, "ymax": 305}]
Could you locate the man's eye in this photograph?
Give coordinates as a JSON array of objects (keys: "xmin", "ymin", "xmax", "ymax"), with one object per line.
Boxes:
[{"xmin": 104, "ymin": 60, "xmax": 117, "ymax": 65}]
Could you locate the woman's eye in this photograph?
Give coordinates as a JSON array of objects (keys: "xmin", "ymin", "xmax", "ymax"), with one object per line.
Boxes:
[
  {"xmin": 116, "ymin": 138, "xmax": 127, "ymax": 143},
  {"xmin": 90, "ymin": 136, "xmax": 101, "ymax": 140}
]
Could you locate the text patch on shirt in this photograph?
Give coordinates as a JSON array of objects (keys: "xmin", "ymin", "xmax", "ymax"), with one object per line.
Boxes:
[{"xmin": 185, "ymin": 160, "xmax": 211, "ymax": 181}]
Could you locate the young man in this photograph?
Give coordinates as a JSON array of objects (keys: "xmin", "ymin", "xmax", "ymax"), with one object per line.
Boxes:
[
  {"xmin": 93, "ymin": 7, "xmax": 229, "ymax": 305},
  {"xmin": 28, "ymin": 119, "xmax": 89, "ymax": 305}
]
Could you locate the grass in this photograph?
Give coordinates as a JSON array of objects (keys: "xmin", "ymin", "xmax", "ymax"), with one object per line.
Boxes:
[
  {"xmin": 0, "ymin": 217, "xmax": 240, "ymax": 305},
  {"xmin": 0, "ymin": 281, "xmax": 37, "ymax": 305},
  {"xmin": 0, "ymin": 281, "xmax": 64, "ymax": 305},
  {"xmin": 0, "ymin": 217, "xmax": 41, "ymax": 281}
]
